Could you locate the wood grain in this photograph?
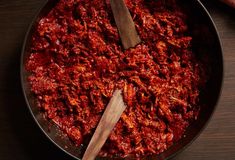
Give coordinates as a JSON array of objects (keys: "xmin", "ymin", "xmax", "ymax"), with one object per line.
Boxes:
[
  {"xmin": 0, "ymin": 0, "xmax": 234, "ymax": 160},
  {"xmin": 110, "ymin": 0, "xmax": 141, "ymax": 49},
  {"xmin": 82, "ymin": 90, "xmax": 126, "ymax": 160}
]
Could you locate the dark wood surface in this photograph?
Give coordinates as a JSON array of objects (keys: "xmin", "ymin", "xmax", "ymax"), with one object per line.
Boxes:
[{"xmin": 0, "ymin": 0, "xmax": 234, "ymax": 159}]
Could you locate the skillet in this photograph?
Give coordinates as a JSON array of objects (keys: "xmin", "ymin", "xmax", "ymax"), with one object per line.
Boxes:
[{"xmin": 21, "ymin": 0, "xmax": 223, "ymax": 159}]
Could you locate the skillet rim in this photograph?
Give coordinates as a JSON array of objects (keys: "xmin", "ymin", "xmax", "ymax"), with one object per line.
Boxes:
[{"xmin": 20, "ymin": 0, "xmax": 224, "ymax": 159}]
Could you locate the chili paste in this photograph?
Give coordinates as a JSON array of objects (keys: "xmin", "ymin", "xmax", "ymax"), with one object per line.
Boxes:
[{"xmin": 26, "ymin": 0, "xmax": 208, "ymax": 158}]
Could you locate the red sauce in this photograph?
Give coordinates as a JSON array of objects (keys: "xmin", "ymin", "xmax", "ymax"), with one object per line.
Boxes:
[{"xmin": 26, "ymin": 0, "xmax": 208, "ymax": 158}]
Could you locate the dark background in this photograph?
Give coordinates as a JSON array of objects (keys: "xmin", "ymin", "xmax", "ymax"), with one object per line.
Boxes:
[{"xmin": 0, "ymin": 0, "xmax": 234, "ymax": 159}]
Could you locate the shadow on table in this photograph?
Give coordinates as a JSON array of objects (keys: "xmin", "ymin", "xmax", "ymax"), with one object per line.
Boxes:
[{"xmin": 202, "ymin": 0, "xmax": 235, "ymax": 18}]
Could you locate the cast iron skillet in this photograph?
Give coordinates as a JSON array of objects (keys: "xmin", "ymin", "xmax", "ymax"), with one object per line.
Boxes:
[{"xmin": 21, "ymin": 0, "xmax": 223, "ymax": 159}]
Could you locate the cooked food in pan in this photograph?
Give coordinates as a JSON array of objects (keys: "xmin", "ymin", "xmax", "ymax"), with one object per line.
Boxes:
[{"xmin": 25, "ymin": 0, "xmax": 209, "ymax": 158}]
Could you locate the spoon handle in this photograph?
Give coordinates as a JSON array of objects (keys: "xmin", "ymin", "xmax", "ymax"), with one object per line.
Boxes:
[
  {"xmin": 110, "ymin": 0, "xmax": 141, "ymax": 49},
  {"xmin": 82, "ymin": 89, "xmax": 126, "ymax": 160}
]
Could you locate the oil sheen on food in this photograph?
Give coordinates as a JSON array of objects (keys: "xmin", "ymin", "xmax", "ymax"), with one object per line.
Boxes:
[{"xmin": 26, "ymin": 0, "xmax": 208, "ymax": 158}]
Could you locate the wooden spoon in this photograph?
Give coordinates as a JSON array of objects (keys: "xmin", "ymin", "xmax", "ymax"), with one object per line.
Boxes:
[
  {"xmin": 82, "ymin": 0, "xmax": 141, "ymax": 159},
  {"xmin": 110, "ymin": 0, "xmax": 141, "ymax": 49},
  {"xmin": 82, "ymin": 90, "xmax": 126, "ymax": 160}
]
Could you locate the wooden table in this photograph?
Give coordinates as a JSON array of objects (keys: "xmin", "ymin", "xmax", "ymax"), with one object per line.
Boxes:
[{"xmin": 0, "ymin": 0, "xmax": 234, "ymax": 159}]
